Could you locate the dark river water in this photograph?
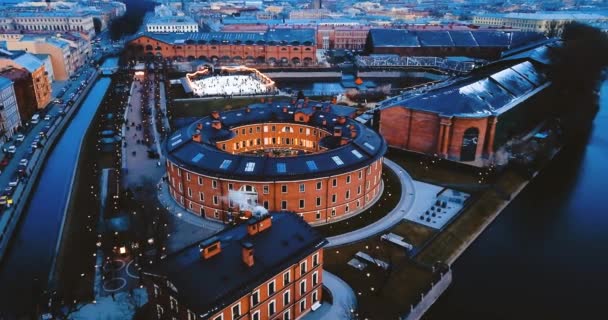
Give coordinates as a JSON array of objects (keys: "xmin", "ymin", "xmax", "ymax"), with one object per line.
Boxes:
[
  {"xmin": 426, "ymin": 81, "xmax": 608, "ymax": 319},
  {"xmin": 0, "ymin": 78, "xmax": 111, "ymax": 315}
]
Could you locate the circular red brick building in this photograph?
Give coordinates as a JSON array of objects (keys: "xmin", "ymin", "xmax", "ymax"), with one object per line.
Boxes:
[{"xmin": 165, "ymin": 100, "xmax": 387, "ymax": 225}]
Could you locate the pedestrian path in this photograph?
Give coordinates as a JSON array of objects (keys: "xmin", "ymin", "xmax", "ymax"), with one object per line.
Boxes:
[
  {"xmin": 303, "ymin": 271, "xmax": 356, "ymax": 320},
  {"xmin": 157, "ymin": 181, "xmax": 224, "ymax": 232},
  {"xmin": 325, "ymin": 158, "xmax": 417, "ymax": 248}
]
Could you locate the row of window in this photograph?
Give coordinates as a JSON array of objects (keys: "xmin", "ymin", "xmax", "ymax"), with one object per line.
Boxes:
[
  {"xmin": 231, "ymin": 137, "xmax": 317, "ymax": 151},
  {"xmin": 234, "ymin": 124, "xmax": 323, "ymax": 136},
  {"xmin": 172, "ymin": 160, "xmax": 380, "ymax": 189}
]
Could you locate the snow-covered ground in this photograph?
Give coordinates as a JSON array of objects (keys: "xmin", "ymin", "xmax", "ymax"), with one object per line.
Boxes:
[
  {"xmin": 68, "ymin": 288, "xmax": 148, "ymax": 320},
  {"xmin": 191, "ymin": 74, "xmax": 273, "ymax": 96}
]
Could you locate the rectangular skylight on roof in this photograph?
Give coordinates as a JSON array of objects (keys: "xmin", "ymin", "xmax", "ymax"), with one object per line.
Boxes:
[
  {"xmin": 332, "ymin": 156, "xmax": 344, "ymax": 166},
  {"xmin": 192, "ymin": 153, "xmax": 204, "ymax": 163},
  {"xmin": 170, "ymin": 139, "xmax": 182, "ymax": 147},
  {"xmin": 277, "ymin": 163, "xmax": 286, "ymax": 173},
  {"xmin": 220, "ymin": 159, "xmax": 232, "ymax": 169},
  {"xmin": 363, "ymin": 142, "xmax": 375, "ymax": 150},
  {"xmin": 351, "ymin": 150, "xmax": 363, "ymax": 159},
  {"xmin": 244, "ymin": 162, "xmax": 256, "ymax": 172},
  {"xmin": 306, "ymin": 160, "xmax": 318, "ymax": 171}
]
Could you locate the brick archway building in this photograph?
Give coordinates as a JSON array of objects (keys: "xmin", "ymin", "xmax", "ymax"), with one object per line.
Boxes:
[
  {"xmin": 377, "ymin": 59, "xmax": 551, "ymax": 164},
  {"xmin": 126, "ymin": 29, "xmax": 317, "ymax": 66},
  {"xmin": 165, "ymin": 101, "xmax": 387, "ymax": 225}
]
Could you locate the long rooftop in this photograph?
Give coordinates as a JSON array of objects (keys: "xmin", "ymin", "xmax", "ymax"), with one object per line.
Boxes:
[
  {"xmin": 369, "ymin": 29, "xmax": 547, "ymax": 48},
  {"xmin": 147, "ymin": 213, "xmax": 327, "ymax": 317},
  {"xmin": 166, "ymin": 100, "xmax": 386, "ymax": 180},
  {"xmin": 130, "ymin": 29, "xmax": 316, "ymax": 46}
]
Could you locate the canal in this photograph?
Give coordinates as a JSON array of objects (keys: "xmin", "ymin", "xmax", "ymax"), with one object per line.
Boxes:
[
  {"xmin": 0, "ymin": 78, "xmax": 112, "ymax": 315},
  {"xmin": 427, "ymin": 81, "xmax": 608, "ymax": 319}
]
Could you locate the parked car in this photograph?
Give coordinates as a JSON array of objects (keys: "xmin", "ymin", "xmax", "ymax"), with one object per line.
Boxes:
[
  {"xmin": 18, "ymin": 158, "xmax": 28, "ymax": 167},
  {"xmin": 7, "ymin": 145, "xmax": 16, "ymax": 154},
  {"xmin": 3, "ymin": 186, "xmax": 14, "ymax": 197},
  {"xmin": 8, "ymin": 176, "xmax": 20, "ymax": 187},
  {"xmin": 0, "ymin": 195, "xmax": 7, "ymax": 207},
  {"xmin": 15, "ymin": 134, "xmax": 25, "ymax": 143},
  {"xmin": 0, "ymin": 157, "xmax": 9, "ymax": 169}
]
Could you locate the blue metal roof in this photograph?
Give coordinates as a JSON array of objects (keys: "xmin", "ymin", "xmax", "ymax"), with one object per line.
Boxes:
[
  {"xmin": 131, "ymin": 28, "xmax": 316, "ymax": 46},
  {"xmin": 166, "ymin": 100, "xmax": 385, "ymax": 180},
  {"xmin": 148, "ymin": 213, "xmax": 327, "ymax": 317},
  {"xmin": 369, "ymin": 29, "xmax": 546, "ymax": 49},
  {"xmin": 378, "ymin": 60, "xmax": 548, "ymax": 118},
  {"xmin": 0, "ymin": 77, "xmax": 12, "ymax": 90}
]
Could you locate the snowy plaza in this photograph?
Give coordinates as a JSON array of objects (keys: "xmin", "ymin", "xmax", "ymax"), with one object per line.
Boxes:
[{"xmin": 185, "ymin": 66, "xmax": 276, "ymax": 97}]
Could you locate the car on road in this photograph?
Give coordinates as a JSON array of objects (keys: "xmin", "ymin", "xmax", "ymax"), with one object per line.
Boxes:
[
  {"xmin": 44, "ymin": 115, "xmax": 52, "ymax": 121},
  {"xmin": 4, "ymin": 186, "xmax": 14, "ymax": 197},
  {"xmin": 7, "ymin": 145, "xmax": 16, "ymax": 154},
  {"xmin": 31, "ymin": 140, "xmax": 39, "ymax": 149},
  {"xmin": 15, "ymin": 134, "xmax": 25, "ymax": 143},
  {"xmin": 58, "ymin": 108, "xmax": 66, "ymax": 115},
  {"xmin": 0, "ymin": 195, "xmax": 7, "ymax": 207},
  {"xmin": 8, "ymin": 176, "xmax": 20, "ymax": 187},
  {"xmin": 0, "ymin": 157, "xmax": 9, "ymax": 169},
  {"xmin": 19, "ymin": 159, "xmax": 28, "ymax": 167}
]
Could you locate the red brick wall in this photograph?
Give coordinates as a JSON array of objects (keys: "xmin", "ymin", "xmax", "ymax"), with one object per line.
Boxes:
[
  {"xmin": 147, "ymin": 249, "xmax": 324, "ymax": 320},
  {"xmin": 167, "ymin": 157, "xmax": 383, "ymax": 225},
  {"xmin": 448, "ymin": 117, "xmax": 489, "ymax": 161},
  {"xmin": 380, "ymin": 106, "xmax": 493, "ymax": 161},
  {"xmin": 128, "ymin": 36, "xmax": 317, "ymax": 64}
]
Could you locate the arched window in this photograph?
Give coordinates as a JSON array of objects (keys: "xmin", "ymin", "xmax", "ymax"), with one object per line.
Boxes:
[{"xmin": 460, "ymin": 127, "xmax": 479, "ymax": 162}]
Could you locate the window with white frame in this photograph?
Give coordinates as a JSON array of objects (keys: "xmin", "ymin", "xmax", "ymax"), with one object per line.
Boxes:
[
  {"xmin": 300, "ymin": 261, "xmax": 307, "ymax": 275},
  {"xmin": 284, "ymin": 290, "xmax": 290, "ymax": 305},
  {"xmin": 300, "ymin": 299, "xmax": 306, "ymax": 312},
  {"xmin": 312, "ymin": 271, "xmax": 318, "ymax": 286},
  {"xmin": 252, "ymin": 310, "xmax": 260, "ymax": 320},
  {"xmin": 283, "ymin": 271, "xmax": 291, "ymax": 285},
  {"xmin": 232, "ymin": 303, "xmax": 241, "ymax": 320},
  {"xmin": 252, "ymin": 290, "xmax": 260, "ymax": 305},
  {"xmin": 313, "ymin": 253, "xmax": 319, "ymax": 266},
  {"xmin": 169, "ymin": 296, "xmax": 178, "ymax": 312},
  {"xmin": 156, "ymin": 304, "xmax": 164, "ymax": 318},
  {"xmin": 268, "ymin": 280, "xmax": 276, "ymax": 295},
  {"xmin": 269, "ymin": 300, "xmax": 276, "ymax": 316}
]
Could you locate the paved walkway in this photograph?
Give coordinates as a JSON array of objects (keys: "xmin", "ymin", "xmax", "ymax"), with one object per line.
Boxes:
[
  {"xmin": 123, "ymin": 75, "xmax": 164, "ymax": 189},
  {"xmin": 157, "ymin": 181, "xmax": 224, "ymax": 232},
  {"xmin": 159, "ymin": 81, "xmax": 171, "ymax": 131},
  {"xmin": 325, "ymin": 158, "xmax": 417, "ymax": 248},
  {"xmin": 303, "ymin": 271, "xmax": 356, "ymax": 320}
]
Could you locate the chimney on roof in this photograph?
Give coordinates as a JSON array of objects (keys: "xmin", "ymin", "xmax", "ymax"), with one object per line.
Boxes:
[
  {"xmin": 241, "ymin": 241, "xmax": 254, "ymax": 267},
  {"xmin": 211, "ymin": 110, "xmax": 220, "ymax": 119},
  {"xmin": 196, "ymin": 122, "xmax": 203, "ymax": 130},
  {"xmin": 211, "ymin": 120, "xmax": 222, "ymax": 130},
  {"xmin": 337, "ymin": 116, "xmax": 346, "ymax": 124},
  {"xmin": 199, "ymin": 236, "xmax": 221, "ymax": 260},
  {"xmin": 282, "ymin": 106, "xmax": 288, "ymax": 113},
  {"xmin": 247, "ymin": 215, "xmax": 272, "ymax": 236},
  {"xmin": 245, "ymin": 106, "xmax": 251, "ymax": 113},
  {"xmin": 192, "ymin": 133, "xmax": 202, "ymax": 142},
  {"xmin": 333, "ymin": 126, "xmax": 342, "ymax": 137}
]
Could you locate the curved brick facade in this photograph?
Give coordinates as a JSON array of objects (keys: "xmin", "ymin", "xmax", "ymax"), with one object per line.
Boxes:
[
  {"xmin": 165, "ymin": 102, "xmax": 387, "ymax": 225},
  {"xmin": 166, "ymin": 157, "xmax": 383, "ymax": 225}
]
